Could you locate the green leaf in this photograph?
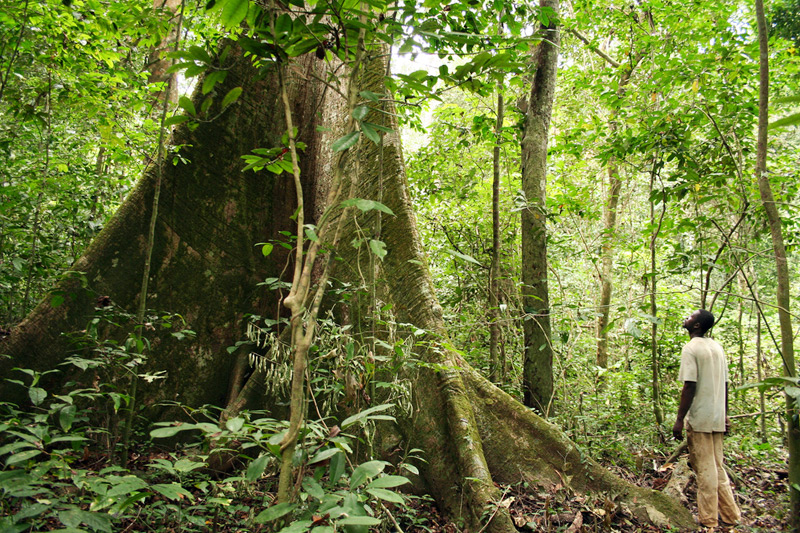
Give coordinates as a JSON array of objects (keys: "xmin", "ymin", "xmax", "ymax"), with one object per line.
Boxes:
[
  {"xmin": 302, "ymin": 476, "xmax": 325, "ymax": 500},
  {"xmin": 106, "ymin": 475, "xmax": 149, "ymax": 498},
  {"xmin": 329, "ymin": 451, "xmax": 345, "ymax": 483},
  {"xmin": 28, "ymin": 387, "xmax": 46, "ymax": 406},
  {"xmin": 59, "ymin": 405, "xmax": 77, "ymax": 431},
  {"xmin": 220, "ymin": 0, "xmax": 249, "ymax": 28},
  {"xmin": 359, "ymin": 90, "xmax": 381, "ymax": 102},
  {"xmin": 341, "ymin": 403, "xmax": 395, "ymax": 428},
  {"xmin": 352, "ymin": 105, "xmax": 369, "ymax": 121},
  {"xmin": 150, "ymin": 423, "xmax": 196, "ymax": 438},
  {"xmin": 0, "ymin": 441, "xmax": 35, "ymax": 456},
  {"xmin": 6, "ymin": 449, "xmax": 42, "ymax": 466},
  {"xmin": 350, "ymin": 460, "xmax": 387, "ymax": 489},
  {"xmin": 254, "ymin": 502, "xmax": 296, "ymax": 522},
  {"xmin": 367, "ymin": 475, "xmax": 409, "ymax": 489},
  {"xmin": 443, "ymin": 249, "xmax": 481, "ymax": 265},
  {"xmin": 164, "ymin": 115, "xmax": 190, "ymax": 127},
  {"xmin": 770, "ymin": 112, "xmax": 800, "ymax": 129},
  {"xmin": 202, "ymin": 71, "xmax": 227, "ymax": 95},
  {"xmin": 337, "ymin": 516, "xmax": 381, "ymax": 526},
  {"xmin": 339, "ymin": 198, "xmax": 394, "ymax": 215},
  {"xmin": 360, "ymin": 122, "xmax": 380, "ymax": 144},
  {"xmin": 225, "ymin": 417, "xmax": 244, "ymax": 432},
  {"xmin": 366, "ymin": 487, "xmax": 405, "ymax": 503},
  {"xmin": 332, "ymin": 131, "xmax": 360, "ymax": 152},
  {"xmin": 309, "ymin": 447, "xmax": 341, "ymax": 464},
  {"xmin": 369, "ymin": 239, "xmax": 387, "ymax": 260},
  {"xmin": 178, "ymin": 96, "xmax": 196, "ymax": 116},
  {"xmin": 221, "ymin": 87, "xmax": 243, "ymax": 108},
  {"xmin": 246, "ymin": 454, "xmax": 270, "ymax": 482},
  {"xmin": 151, "ymin": 483, "xmax": 194, "ymax": 501},
  {"xmin": 261, "ymin": 243, "xmax": 274, "ymax": 256}
]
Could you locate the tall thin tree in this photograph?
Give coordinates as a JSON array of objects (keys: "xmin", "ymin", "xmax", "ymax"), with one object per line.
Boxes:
[
  {"xmin": 520, "ymin": 0, "xmax": 560, "ymax": 414},
  {"xmin": 754, "ymin": 0, "xmax": 800, "ymax": 526}
]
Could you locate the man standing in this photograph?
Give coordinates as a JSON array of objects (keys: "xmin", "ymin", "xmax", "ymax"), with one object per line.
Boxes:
[{"xmin": 673, "ymin": 309, "xmax": 741, "ymax": 529}]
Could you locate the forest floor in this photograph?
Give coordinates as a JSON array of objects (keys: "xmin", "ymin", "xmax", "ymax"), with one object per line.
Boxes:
[{"xmin": 393, "ymin": 447, "xmax": 789, "ymax": 532}]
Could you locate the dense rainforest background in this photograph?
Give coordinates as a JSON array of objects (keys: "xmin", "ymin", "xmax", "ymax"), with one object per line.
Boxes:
[{"xmin": 1, "ymin": 0, "xmax": 800, "ymax": 530}]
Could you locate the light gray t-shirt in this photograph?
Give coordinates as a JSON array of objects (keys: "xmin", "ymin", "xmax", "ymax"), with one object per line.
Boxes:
[{"xmin": 678, "ymin": 336, "xmax": 728, "ymax": 433}]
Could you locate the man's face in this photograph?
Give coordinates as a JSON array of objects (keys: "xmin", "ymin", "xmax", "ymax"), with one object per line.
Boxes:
[{"xmin": 683, "ymin": 310, "xmax": 700, "ymax": 331}]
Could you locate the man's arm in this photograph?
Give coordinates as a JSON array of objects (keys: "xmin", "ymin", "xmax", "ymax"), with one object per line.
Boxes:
[
  {"xmin": 672, "ymin": 381, "xmax": 696, "ymax": 440},
  {"xmin": 725, "ymin": 383, "xmax": 730, "ymax": 434}
]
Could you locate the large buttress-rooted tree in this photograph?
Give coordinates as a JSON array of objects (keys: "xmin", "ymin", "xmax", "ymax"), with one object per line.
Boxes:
[
  {"xmin": 0, "ymin": 44, "xmax": 695, "ymax": 531},
  {"xmin": 520, "ymin": 0, "xmax": 559, "ymax": 414}
]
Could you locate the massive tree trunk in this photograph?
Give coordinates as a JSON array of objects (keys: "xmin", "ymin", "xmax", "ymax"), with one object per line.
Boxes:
[
  {"xmin": 0, "ymin": 46, "xmax": 329, "ymax": 409},
  {"xmin": 0, "ymin": 43, "xmax": 696, "ymax": 531},
  {"xmin": 520, "ymin": 0, "xmax": 559, "ymax": 414}
]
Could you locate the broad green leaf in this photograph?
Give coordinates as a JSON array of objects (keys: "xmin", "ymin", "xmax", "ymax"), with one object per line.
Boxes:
[
  {"xmin": 367, "ymin": 475, "xmax": 410, "ymax": 489},
  {"xmin": 332, "ymin": 131, "xmax": 360, "ymax": 152},
  {"xmin": 6, "ymin": 449, "xmax": 41, "ymax": 466},
  {"xmin": 366, "ymin": 487, "xmax": 405, "ymax": 503},
  {"xmin": 338, "ymin": 516, "xmax": 381, "ymax": 526},
  {"xmin": 309, "ymin": 447, "xmax": 341, "ymax": 464},
  {"xmin": 28, "ymin": 387, "xmax": 46, "ymax": 406},
  {"xmin": 164, "ymin": 115, "xmax": 190, "ymax": 127},
  {"xmin": 150, "ymin": 423, "xmax": 196, "ymax": 438},
  {"xmin": 360, "ymin": 122, "xmax": 380, "ymax": 144},
  {"xmin": 254, "ymin": 502, "xmax": 296, "ymax": 522},
  {"xmin": 770, "ymin": 112, "xmax": 800, "ymax": 129},
  {"xmin": 350, "ymin": 460, "xmax": 387, "ymax": 489},
  {"xmin": 225, "ymin": 417, "xmax": 244, "ymax": 432},
  {"xmin": 278, "ymin": 520, "xmax": 313, "ymax": 533},
  {"xmin": 178, "ymin": 96, "xmax": 196, "ymax": 116},
  {"xmin": 60, "ymin": 404, "xmax": 77, "ymax": 431},
  {"xmin": 352, "ymin": 105, "xmax": 369, "ymax": 121},
  {"xmin": 329, "ymin": 451, "xmax": 345, "ymax": 483},
  {"xmin": 0, "ymin": 441, "xmax": 35, "ymax": 456},
  {"xmin": 339, "ymin": 198, "xmax": 394, "ymax": 215},
  {"xmin": 221, "ymin": 87, "xmax": 243, "ymax": 108},
  {"xmin": 106, "ymin": 475, "xmax": 149, "ymax": 498},
  {"xmin": 202, "ymin": 71, "xmax": 227, "ymax": 95},
  {"xmin": 261, "ymin": 243, "xmax": 274, "ymax": 256},
  {"xmin": 359, "ymin": 90, "xmax": 381, "ymax": 102},
  {"xmin": 369, "ymin": 239, "xmax": 387, "ymax": 260},
  {"xmin": 246, "ymin": 454, "xmax": 270, "ymax": 481},
  {"xmin": 302, "ymin": 476, "xmax": 325, "ymax": 500},
  {"xmin": 151, "ymin": 483, "xmax": 194, "ymax": 501},
  {"xmin": 341, "ymin": 403, "xmax": 395, "ymax": 428},
  {"xmin": 220, "ymin": 0, "xmax": 249, "ymax": 28}
]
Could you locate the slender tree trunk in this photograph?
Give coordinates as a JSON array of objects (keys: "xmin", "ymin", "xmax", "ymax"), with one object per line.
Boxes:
[
  {"xmin": 754, "ymin": 0, "xmax": 800, "ymax": 526},
  {"xmin": 595, "ymin": 64, "xmax": 637, "ymax": 368},
  {"xmin": 757, "ymin": 311, "xmax": 767, "ymax": 443},
  {"xmin": 596, "ymin": 156, "xmax": 622, "ymax": 368},
  {"xmin": 648, "ymin": 164, "xmax": 664, "ymax": 425},
  {"xmin": 520, "ymin": 0, "xmax": 559, "ymax": 414},
  {"xmin": 489, "ymin": 83, "xmax": 504, "ymax": 383}
]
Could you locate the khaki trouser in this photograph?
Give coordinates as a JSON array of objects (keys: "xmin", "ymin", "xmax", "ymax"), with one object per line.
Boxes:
[{"xmin": 687, "ymin": 428, "xmax": 741, "ymax": 527}]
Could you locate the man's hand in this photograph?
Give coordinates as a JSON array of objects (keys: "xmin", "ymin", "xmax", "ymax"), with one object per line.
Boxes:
[
  {"xmin": 725, "ymin": 416, "xmax": 731, "ymax": 435},
  {"xmin": 673, "ymin": 418, "xmax": 684, "ymax": 441}
]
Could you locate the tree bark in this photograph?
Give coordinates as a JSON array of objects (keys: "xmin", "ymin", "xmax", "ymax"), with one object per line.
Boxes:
[
  {"xmin": 754, "ymin": 0, "xmax": 800, "ymax": 526},
  {"xmin": 0, "ymin": 46, "xmax": 329, "ymax": 410},
  {"xmin": 520, "ymin": 0, "xmax": 559, "ymax": 415}
]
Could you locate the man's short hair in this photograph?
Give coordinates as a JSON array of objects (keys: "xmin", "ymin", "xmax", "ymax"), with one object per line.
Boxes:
[{"xmin": 696, "ymin": 309, "xmax": 715, "ymax": 333}]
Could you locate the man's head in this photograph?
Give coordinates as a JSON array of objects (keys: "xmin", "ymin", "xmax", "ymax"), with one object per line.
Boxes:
[{"xmin": 683, "ymin": 309, "xmax": 715, "ymax": 336}]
